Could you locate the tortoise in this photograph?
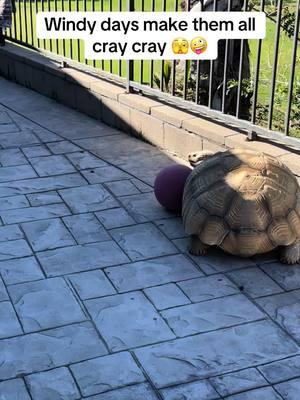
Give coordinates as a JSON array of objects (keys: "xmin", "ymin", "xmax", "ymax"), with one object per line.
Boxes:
[{"xmin": 182, "ymin": 148, "xmax": 300, "ymax": 264}]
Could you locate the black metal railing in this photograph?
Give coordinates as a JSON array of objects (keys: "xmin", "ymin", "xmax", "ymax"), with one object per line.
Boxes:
[{"xmin": 4, "ymin": 0, "xmax": 300, "ymax": 148}]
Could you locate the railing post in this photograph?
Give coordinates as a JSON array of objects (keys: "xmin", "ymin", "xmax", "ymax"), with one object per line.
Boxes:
[
  {"xmin": 247, "ymin": 130, "xmax": 258, "ymax": 142},
  {"xmin": 126, "ymin": 0, "xmax": 135, "ymax": 93}
]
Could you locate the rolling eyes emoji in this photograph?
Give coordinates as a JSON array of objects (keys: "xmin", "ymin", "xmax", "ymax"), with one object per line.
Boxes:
[
  {"xmin": 172, "ymin": 38, "xmax": 189, "ymax": 54},
  {"xmin": 190, "ymin": 37, "xmax": 207, "ymax": 55}
]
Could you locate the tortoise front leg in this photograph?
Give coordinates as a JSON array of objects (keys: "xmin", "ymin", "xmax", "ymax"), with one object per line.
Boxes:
[
  {"xmin": 280, "ymin": 241, "xmax": 300, "ymax": 265},
  {"xmin": 189, "ymin": 235, "xmax": 209, "ymax": 256}
]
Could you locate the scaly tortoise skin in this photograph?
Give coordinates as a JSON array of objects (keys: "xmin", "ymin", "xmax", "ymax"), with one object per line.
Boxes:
[{"xmin": 182, "ymin": 149, "xmax": 300, "ymax": 264}]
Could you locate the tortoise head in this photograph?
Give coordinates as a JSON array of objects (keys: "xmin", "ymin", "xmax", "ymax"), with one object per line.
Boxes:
[{"xmin": 188, "ymin": 150, "xmax": 215, "ymax": 168}]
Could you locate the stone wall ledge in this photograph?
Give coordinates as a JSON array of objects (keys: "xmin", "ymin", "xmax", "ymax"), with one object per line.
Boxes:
[{"xmin": 0, "ymin": 43, "xmax": 299, "ymax": 178}]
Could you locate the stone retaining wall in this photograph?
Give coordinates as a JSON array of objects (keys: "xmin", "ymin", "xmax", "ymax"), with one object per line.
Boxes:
[{"xmin": 0, "ymin": 43, "xmax": 299, "ymax": 176}]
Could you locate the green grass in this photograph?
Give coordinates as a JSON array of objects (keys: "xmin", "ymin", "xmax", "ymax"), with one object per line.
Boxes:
[
  {"xmin": 249, "ymin": 19, "xmax": 300, "ymax": 103},
  {"xmin": 7, "ymin": 1, "xmax": 300, "ymax": 136},
  {"xmin": 11, "ymin": 0, "xmax": 173, "ymax": 76}
]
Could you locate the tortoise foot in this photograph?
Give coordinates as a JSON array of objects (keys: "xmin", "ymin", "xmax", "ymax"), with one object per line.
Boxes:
[
  {"xmin": 189, "ymin": 236, "xmax": 208, "ymax": 256},
  {"xmin": 280, "ymin": 241, "xmax": 300, "ymax": 265}
]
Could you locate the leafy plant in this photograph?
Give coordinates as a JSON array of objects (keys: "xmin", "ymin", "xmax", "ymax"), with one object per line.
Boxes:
[
  {"xmin": 154, "ymin": 61, "xmax": 172, "ymax": 92},
  {"xmin": 275, "ymin": 80, "xmax": 300, "ymax": 125},
  {"xmin": 281, "ymin": 7, "xmax": 296, "ymax": 38},
  {"xmin": 227, "ymin": 78, "xmax": 254, "ymax": 100}
]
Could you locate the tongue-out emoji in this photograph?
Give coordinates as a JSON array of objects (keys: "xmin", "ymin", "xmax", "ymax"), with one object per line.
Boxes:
[{"xmin": 190, "ymin": 37, "xmax": 207, "ymax": 55}]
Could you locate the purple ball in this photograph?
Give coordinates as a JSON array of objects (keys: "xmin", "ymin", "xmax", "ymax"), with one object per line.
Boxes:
[{"xmin": 154, "ymin": 164, "xmax": 192, "ymax": 213}]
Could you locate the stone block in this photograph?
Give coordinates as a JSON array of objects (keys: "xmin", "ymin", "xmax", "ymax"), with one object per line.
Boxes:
[
  {"xmin": 178, "ymin": 274, "xmax": 239, "ymax": 303},
  {"xmin": 9, "ymin": 277, "xmax": 86, "ymax": 332},
  {"xmin": 161, "ymin": 294, "xmax": 264, "ymax": 337},
  {"xmin": 91, "ymin": 80, "xmax": 126, "ymax": 100},
  {"xmin": 71, "ymin": 352, "xmax": 145, "ymax": 396},
  {"xmin": 151, "ymin": 105, "xmax": 195, "ymax": 128},
  {"xmin": 64, "ymin": 68, "xmax": 99, "ymax": 89},
  {"xmin": 0, "ymin": 301, "xmax": 22, "ymax": 339},
  {"xmin": 26, "ymin": 367, "xmax": 80, "ymax": 400},
  {"xmin": 144, "ymin": 283, "xmax": 190, "ymax": 310},
  {"xmin": 134, "ymin": 320, "xmax": 299, "ymax": 388},
  {"xmin": 105, "ymin": 254, "xmax": 202, "ymax": 292},
  {"xmin": 130, "ymin": 109, "xmax": 164, "ymax": 147},
  {"xmin": 210, "ymin": 368, "xmax": 267, "ymax": 397},
  {"xmin": 0, "ymin": 379, "xmax": 31, "ymax": 400},
  {"xmin": 183, "ymin": 117, "xmax": 236, "ymax": 145},
  {"xmin": 68, "ymin": 270, "xmax": 115, "ymax": 300},
  {"xmin": 0, "ymin": 322, "xmax": 108, "ymax": 380},
  {"xmin": 101, "ymin": 97, "xmax": 131, "ymax": 133},
  {"xmin": 119, "ymin": 93, "xmax": 161, "ymax": 114},
  {"xmin": 75, "ymin": 85, "xmax": 102, "ymax": 120},
  {"xmin": 37, "ymin": 242, "xmax": 129, "ymax": 276},
  {"xmin": 109, "ymin": 222, "xmax": 178, "ymax": 261},
  {"xmin": 0, "ymin": 257, "xmax": 44, "ymax": 285},
  {"xmin": 163, "ymin": 124, "xmax": 203, "ymax": 159},
  {"xmin": 85, "ymin": 291, "xmax": 175, "ymax": 351},
  {"xmin": 59, "ymin": 184, "xmax": 118, "ymax": 213}
]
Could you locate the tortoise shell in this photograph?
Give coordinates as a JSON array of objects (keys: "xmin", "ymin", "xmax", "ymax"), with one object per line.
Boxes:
[{"xmin": 182, "ymin": 149, "xmax": 300, "ymax": 257}]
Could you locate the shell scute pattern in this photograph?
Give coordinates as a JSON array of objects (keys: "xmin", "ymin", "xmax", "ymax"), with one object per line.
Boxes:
[
  {"xmin": 287, "ymin": 210, "xmax": 300, "ymax": 237},
  {"xmin": 199, "ymin": 216, "xmax": 229, "ymax": 246},
  {"xmin": 221, "ymin": 230, "xmax": 274, "ymax": 257},
  {"xmin": 185, "ymin": 162, "xmax": 225, "ymax": 198},
  {"xmin": 183, "ymin": 149, "xmax": 300, "ymax": 257},
  {"xmin": 295, "ymin": 189, "xmax": 300, "ymax": 217},
  {"xmin": 182, "ymin": 205, "xmax": 209, "ymax": 235},
  {"xmin": 222, "ymin": 154, "xmax": 244, "ymax": 172},
  {"xmin": 265, "ymin": 163, "xmax": 298, "ymax": 193},
  {"xmin": 225, "ymin": 166, "xmax": 257, "ymax": 191},
  {"xmin": 225, "ymin": 194, "xmax": 270, "ymax": 231},
  {"xmin": 262, "ymin": 184, "xmax": 295, "ymax": 218},
  {"xmin": 268, "ymin": 218, "xmax": 296, "ymax": 246},
  {"xmin": 196, "ymin": 184, "xmax": 236, "ymax": 217}
]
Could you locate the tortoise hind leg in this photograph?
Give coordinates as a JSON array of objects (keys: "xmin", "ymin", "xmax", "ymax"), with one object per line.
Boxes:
[
  {"xmin": 189, "ymin": 235, "xmax": 209, "ymax": 256},
  {"xmin": 280, "ymin": 241, "xmax": 300, "ymax": 265}
]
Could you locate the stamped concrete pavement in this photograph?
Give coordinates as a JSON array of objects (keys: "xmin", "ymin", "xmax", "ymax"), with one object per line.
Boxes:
[{"xmin": 0, "ymin": 77, "xmax": 300, "ymax": 400}]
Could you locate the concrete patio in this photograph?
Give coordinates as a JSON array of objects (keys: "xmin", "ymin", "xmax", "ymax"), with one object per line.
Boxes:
[{"xmin": 0, "ymin": 77, "xmax": 300, "ymax": 400}]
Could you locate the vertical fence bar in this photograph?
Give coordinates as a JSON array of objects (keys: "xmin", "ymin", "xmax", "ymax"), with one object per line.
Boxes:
[
  {"xmin": 29, "ymin": 0, "xmax": 34, "ymax": 45},
  {"xmin": 149, "ymin": 0, "xmax": 155, "ymax": 88},
  {"xmin": 69, "ymin": 0, "xmax": 73, "ymax": 59},
  {"xmin": 18, "ymin": 0, "xmax": 22, "ymax": 43},
  {"xmin": 195, "ymin": 0, "xmax": 204, "ymax": 104},
  {"xmin": 62, "ymin": 0, "xmax": 66, "ymax": 57},
  {"xmin": 235, "ymin": 0, "xmax": 248, "ymax": 118},
  {"xmin": 54, "ymin": 0, "xmax": 59, "ymax": 53},
  {"xmin": 47, "ymin": 0, "xmax": 52, "ymax": 51},
  {"xmin": 35, "ymin": 0, "xmax": 40, "ymax": 47},
  {"xmin": 126, "ymin": 0, "xmax": 134, "ymax": 92},
  {"xmin": 139, "ymin": 0, "xmax": 145, "ymax": 83},
  {"xmin": 160, "ymin": 0, "xmax": 167, "ymax": 92},
  {"xmin": 284, "ymin": 0, "xmax": 300, "ymax": 136},
  {"xmin": 12, "ymin": 0, "xmax": 17, "ymax": 41},
  {"xmin": 76, "ymin": 0, "xmax": 80, "ymax": 60},
  {"xmin": 109, "ymin": 0, "xmax": 113, "ymax": 73},
  {"xmin": 208, "ymin": 0, "xmax": 217, "ymax": 108},
  {"xmin": 84, "ymin": 0, "xmax": 88, "ymax": 64},
  {"xmin": 101, "ymin": 0, "xmax": 104, "ymax": 70},
  {"xmin": 171, "ymin": 0, "xmax": 179, "ymax": 96},
  {"xmin": 235, "ymin": 43, "xmax": 244, "ymax": 118},
  {"xmin": 251, "ymin": 0, "xmax": 265, "ymax": 125},
  {"xmin": 118, "ymin": 0, "xmax": 122, "ymax": 75},
  {"xmin": 183, "ymin": 0, "xmax": 191, "ymax": 100},
  {"xmin": 23, "ymin": 0, "xmax": 28, "ymax": 45},
  {"xmin": 182, "ymin": 60, "xmax": 188, "ymax": 100},
  {"xmin": 41, "ymin": 0, "xmax": 46, "ymax": 49},
  {"xmin": 221, "ymin": 0, "xmax": 231, "ymax": 113},
  {"xmin": 92, "ymin": 0, "xmax": 96, "ymax": 67},
  {"xmin": 267, "ymin": 0, "xmax": 283, "ymax": 130}
]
